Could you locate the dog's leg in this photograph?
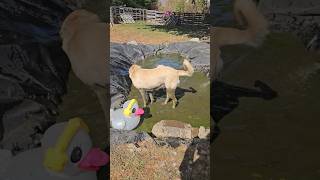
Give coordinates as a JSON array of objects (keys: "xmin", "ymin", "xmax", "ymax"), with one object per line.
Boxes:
[
  {"xmin": 139, "ymin": 89, "xmax": 147, "ymax": 107},
  {"xmin": 169, "ymin": 88, "xmax": 177, "ymax": 109},
  {"xmin": 162, "ymin": 90, "xmax": 170, "ymax": 105},
  {"xmin": 149, "ymin": 92, "xmax": 154, "ymax": 104}
]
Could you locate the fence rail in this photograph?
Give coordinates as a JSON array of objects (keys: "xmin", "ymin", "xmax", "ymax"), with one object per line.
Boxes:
[
  {"xmin": 110, "ymin": 6, "xmax": 209, "ymax": 26},
  {"xmin": 175, "ymin": 12, "xmax": 207, "ymax": 25},
  {"xmin": 111, "ymin": 6, "xmax": 146, "ymax": 23},
  {"xmin": 146, "ymin": 10, "xmax": 165, "ymax": 24}
]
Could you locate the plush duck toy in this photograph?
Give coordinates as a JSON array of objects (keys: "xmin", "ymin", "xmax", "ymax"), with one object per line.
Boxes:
[
  {"xmin": 0, "ymin": 118, "xmax": 109, "ymax": 180},
  {"xmin": 110, "ymin": 99, "xmax": 144, "ymax": 130}
]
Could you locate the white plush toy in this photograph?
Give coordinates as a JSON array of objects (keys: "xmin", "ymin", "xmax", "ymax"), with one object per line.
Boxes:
[
  {"xmin": 0, "ymin": 118, "xmax": 109, "ymax": 180},
  {"xmin": 110, "ymin": 99, "xmax": 144, "ymax": 130}
]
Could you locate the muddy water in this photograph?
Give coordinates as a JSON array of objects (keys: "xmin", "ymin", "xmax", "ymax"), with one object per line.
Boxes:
[
  {"xmin": 136, "ymin": 53, "xmax": 184, "ymax": 69},
  {"xmin": 213, "ymin": 33, "xmax": 320, "ymax": 179},
  {"xmin": 128, "ymin": 54, "xmax": 210, "ymax": 132}
]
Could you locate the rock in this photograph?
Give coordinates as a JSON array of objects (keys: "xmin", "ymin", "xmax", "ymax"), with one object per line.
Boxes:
[
  {"xmin": 127, "ymin": 143, "xmax": 141, "ymax": 152},
  {"xmin": 200, "ymin": 36, "xmax": 210, "ymax": 43},
  {"xmin": 179, "ymin": 138, "xmax": 210, "ymax": 179},
  {"xmin": 198, "ymin": 126, "xmax": 210, "ymax": 139},
  {"xmin": 189, "ymin": 38, "xmax": 200, "ymax": 42},
  {"xmin": 258, "ymin": 0, "xmax": 320, "ymax": 46},
  {"xmin": 127, "ymin": 41, "xmax": 138, "ymax": 45},
  {"xmin": 154, "ymin": 137, "xmax": 193, "ymax": 148},
  {"xmin": 193, "ymin": 149, "xmax": 200, "ymax": 162},
  {"xmin": 110, "ymin": 128, "xmax": 155, "ymax": 147},
  {"xmin": 151, "ymin": 120, "xmax": 198, "ymax": 139},
  {"xmin": 192, "ymin": 128, "xmax": 199, "ymax": 138}
]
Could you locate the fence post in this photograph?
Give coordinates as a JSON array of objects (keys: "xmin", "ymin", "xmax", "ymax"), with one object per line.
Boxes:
[{"xmin": 142, "ymin": 9, "xmax": 145, "ymax": 21}]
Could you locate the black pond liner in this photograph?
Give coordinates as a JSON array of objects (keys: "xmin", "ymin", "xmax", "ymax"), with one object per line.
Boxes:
[
  {"xmin": 110, "ymin": 41, "xmax": 210, "ymax": 109},
  {"xmin": 0, "ymin": 42, "xmax": 71, "ymax": 153},
  {"xmin": 0, "ymin": 0, "xmax": 72, "ymax": 153}
]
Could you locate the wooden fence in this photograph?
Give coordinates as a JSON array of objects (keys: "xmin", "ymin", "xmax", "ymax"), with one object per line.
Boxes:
[
  {"xmin": 110, "ymin": 6, "xmax": 209, "ymax": 26},
  {"xmin": 146, "ymin": 10, "xmax": 165, "ymax": 24},
  {"xmin": 175, "ymin": 12, "xmax": 207, "ymax": 25},
  {"xmin": 111, "ymin": 6, "xmax": 146, "ymax": 23}
]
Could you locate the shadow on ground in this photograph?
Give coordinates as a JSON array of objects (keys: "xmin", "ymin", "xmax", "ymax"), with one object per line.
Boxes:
[
  {"xmin": 143, "ymin": 24, "xmax": 210, "ymax": 39},
  {"xmin": 211, "ymin": 80, "xmax": 278, "ymax": 143},
  {"xmin": 179, "ymin": 135, "xmax": 210, "ymax": 179},
  {"xmin": 151, "ymin": 87, "xmax": 197, "ymax": 101}
]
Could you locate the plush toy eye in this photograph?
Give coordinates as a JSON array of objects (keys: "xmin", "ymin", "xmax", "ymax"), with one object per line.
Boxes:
[
  {"xmin": 70, "ymin": 146, "xmax": 82, "ymax": 163},
  {"xmin": 132, "ymin": 108, "xmax": 136, "ymax": 113}
]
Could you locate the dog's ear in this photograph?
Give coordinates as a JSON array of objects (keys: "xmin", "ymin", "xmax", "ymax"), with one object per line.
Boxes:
[
  {"xmin": 74, "ymin": 9, "xmax": 100, "ymax": 23},
  {"xmin": 60, "ymin": 10, "xmax": 100, "ymax": 39},
  {"xmin": 84, "ymin": 12, "xmax": 100, "ymax": 23},
  {"xmin": 60, "ymin": 11, "xmax": 80, "ymax": 39}
]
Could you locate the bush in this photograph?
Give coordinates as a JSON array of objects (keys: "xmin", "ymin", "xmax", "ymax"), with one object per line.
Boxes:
[
  {"xmin": 160, "ymin": 0, "xmax": 208, "ymax": 13},
  {"xmin": 111, "ymin": 0, "xmax": 158, "ymax": 9}
]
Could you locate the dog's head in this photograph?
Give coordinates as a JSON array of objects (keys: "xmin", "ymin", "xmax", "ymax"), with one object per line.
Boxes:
[{"xmin": 60, "ymin": 9, "xmax": 100, "ymax": 41}]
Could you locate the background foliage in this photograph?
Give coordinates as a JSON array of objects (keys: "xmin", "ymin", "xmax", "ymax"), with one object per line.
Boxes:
[
  {"xmin": 111, "ymin": 0, "xmax": 209, "ymax": 12},
  {"xmin": 159, "ymin": 0, "xmax": 208, "ymax": 13},
  {"xmin": 111, "ymin": 0, "xmax": 158, "ymax": 9}
]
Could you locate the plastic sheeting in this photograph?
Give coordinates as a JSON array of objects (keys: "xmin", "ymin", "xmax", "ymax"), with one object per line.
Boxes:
[
  {"xmin": 0, "ymin": 0, "xmax": 74, "ymax": 43},
  {"xmin": 0, "ymin": 0, "xmax": 71, "ymax": 153}
]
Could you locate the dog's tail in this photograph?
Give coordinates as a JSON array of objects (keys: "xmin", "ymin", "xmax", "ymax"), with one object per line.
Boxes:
[
  {"xmin": 178, "ymin": 59, "xmax": 194, "ymax": 77},
  {"xmin": 212, "ymin": 0, "xmax": 269, "ymax": 47}
]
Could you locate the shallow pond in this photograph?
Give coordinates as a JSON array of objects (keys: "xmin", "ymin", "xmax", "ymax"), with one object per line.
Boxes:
[
  {"xmin": 129, "ymin": 54, "xmax": 211, "ymax": 132},
  {"xmin": 136, "ymin": 53, "xmax": 184, "ymax": 69}
]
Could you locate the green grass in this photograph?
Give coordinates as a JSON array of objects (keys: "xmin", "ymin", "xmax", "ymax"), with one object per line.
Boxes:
[
  {"xmin": 114, "ymin": 21, "xmax": 208, "ymax": 38},
  {"xmin": 114, "ymin": 21, "xmax": 179, "ymax": 35},
  {"xmin": 144, "ymin": 23, "xmax": 209, "ymax": 38}
]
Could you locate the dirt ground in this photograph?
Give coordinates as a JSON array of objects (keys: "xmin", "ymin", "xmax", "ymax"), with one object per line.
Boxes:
[
  {"xmin": 111, "ymin": 141, "xmax": 185, "ymax": 179},
  {"xmin": 110, "ymin": 23, "xmax": 207, "ymax": 44},
  {"xmin": 110, "ymin": 139, "xmax": 210, "ymax": 180}
]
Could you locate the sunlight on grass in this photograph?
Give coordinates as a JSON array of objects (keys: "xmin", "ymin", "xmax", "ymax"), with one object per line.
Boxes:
[{"xmin": 111, "ymin": 22, "xmax": 209, "ymax": 44}]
